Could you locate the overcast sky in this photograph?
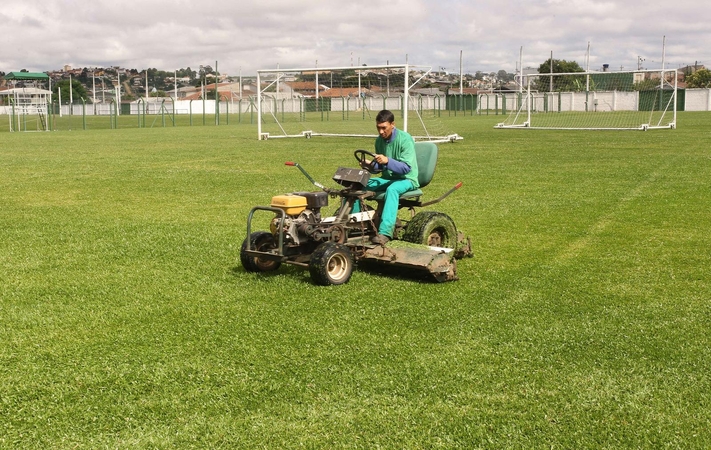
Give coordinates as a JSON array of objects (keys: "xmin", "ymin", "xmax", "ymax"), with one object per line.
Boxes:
[{"xmin": 2, "ymin": 0, "xmax": 709, "ymax": 76}]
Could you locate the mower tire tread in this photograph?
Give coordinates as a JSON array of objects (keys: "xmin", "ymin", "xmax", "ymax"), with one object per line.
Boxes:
[
  {"xmin": 402, "ymin": 211, "xmax": 458, "ymax": 248},
  {"xmin": 309, "ymin": 242, "xmax": 354, "ymax": 286},
  {"xmin": 240, "ymin": 231, "xmax": 282, "ymax": 272}
]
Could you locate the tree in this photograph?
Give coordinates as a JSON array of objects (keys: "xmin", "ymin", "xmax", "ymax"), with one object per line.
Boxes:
[
  {"xmin": 633, "ymin": 78, "xmax": 661, "ymax": 91},
  {"xmin": 53, "ymin": 78, "xmax": 90, "ymax": 104},
  {"xmin": 177, "ymin": 67, "xmax": 196, "ymax": 81},
  {"xmin": 497, "ymin": 69, "xmax": 512, "ymax": 82},
  {"xmin": 538, "ymin": 58, "xmax": 584, "ymax": 75},
  {"xmin": 194, "ymin": 65, "xmax": 215, "ymax": 88},
  {"xmin": 686, "ymin": 68, "xmax": 711, "ymax": 88},
  {"xmin": 534, "ymin": 58, "xmax": 585, "ymax": 92}
]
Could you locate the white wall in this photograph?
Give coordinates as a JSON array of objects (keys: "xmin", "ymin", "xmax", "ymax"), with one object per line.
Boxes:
[
  {"xmin": 2, "ymin": 89, "xmax": 711, "ymax": 115},
  {"xmin": 684, "ymin": 89, "xmax": 711, "ymax": 111}
]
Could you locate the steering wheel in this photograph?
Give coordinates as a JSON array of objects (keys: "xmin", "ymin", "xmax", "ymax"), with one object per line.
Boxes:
[{"xmin": 354, "ymin": 149, "xmax": 382, "ymax": 174}]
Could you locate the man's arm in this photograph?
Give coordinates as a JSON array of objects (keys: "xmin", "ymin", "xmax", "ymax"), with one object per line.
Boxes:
[
  {"xmin": 367, "ymin": 154, "xmax": 411, "ymax": 174},
  {"xmin": 376, "ymin": 158, "xmax": 411, "ymax": 174}
]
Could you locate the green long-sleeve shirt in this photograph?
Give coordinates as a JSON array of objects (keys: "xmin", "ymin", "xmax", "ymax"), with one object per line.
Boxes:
[{"xmin": 374, "ymin": 128, "xmax": 419, "ymax": 188}]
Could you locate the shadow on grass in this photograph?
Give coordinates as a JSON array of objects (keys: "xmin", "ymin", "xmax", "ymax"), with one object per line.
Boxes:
[
  {"xmin": 356, "ymin": 261, "xmax": 442, "ymax": 284},
  {"xmin": 230, "ymin": 264, "xmax": 297, "ymax": 276},
  {"xmin": 230, "ymin": 261, "xmax": 440, "ymax": 285}
]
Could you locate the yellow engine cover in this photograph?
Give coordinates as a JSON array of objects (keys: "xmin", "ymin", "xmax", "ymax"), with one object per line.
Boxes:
[{"xmin": 271, "ymin": 194, "xmax": 307, "ymax": 215}]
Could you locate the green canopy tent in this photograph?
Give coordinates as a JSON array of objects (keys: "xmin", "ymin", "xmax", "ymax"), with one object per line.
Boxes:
[{"xmin": 5, "ymin": 72, "xmax": 50, "ymax": 81}]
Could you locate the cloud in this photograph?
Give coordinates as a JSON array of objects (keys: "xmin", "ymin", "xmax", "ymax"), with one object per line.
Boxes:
[{"xmin": 1, "ymin": 0, "xmax": 709, "ymax": 75}]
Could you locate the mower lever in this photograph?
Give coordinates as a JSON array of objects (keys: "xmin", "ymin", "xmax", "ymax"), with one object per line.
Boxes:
[
  {"xmin": 420, "ymin": 181, "xmax": 463, "ymax": 207},
  {"xmin": 285, "ymin": 161, "xmax": 326, "ymax": 190}
]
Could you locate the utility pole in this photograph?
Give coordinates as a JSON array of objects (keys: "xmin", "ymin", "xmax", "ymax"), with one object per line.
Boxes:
[
  {"xmin": 459, "ymin": 50, "xmax": 463, "ymax": 95},
  {"xmin": 117, "ymin": 71, "xmax": 121, "ymax": 115},
  {"xmin": 549, "ymin": 51, "xmax": 554, "ymax": 92}
]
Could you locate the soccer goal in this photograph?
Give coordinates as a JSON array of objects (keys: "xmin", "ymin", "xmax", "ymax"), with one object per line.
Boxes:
[
  {"xmin": 256, "ymin": 64, "xmax": 462, "ymax": 142},
  {"xmin": 497, "ymin": 69, "xmax": 677, "ymax": 130}
]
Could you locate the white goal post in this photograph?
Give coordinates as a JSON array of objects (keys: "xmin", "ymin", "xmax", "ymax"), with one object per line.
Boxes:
[
  {"xmin": 497, "ymin": 69, "xmax": 677, "ymax": 130},
  {"xmin": 256, "ymin": 64, "xmax": 462, "ymax": 142}
]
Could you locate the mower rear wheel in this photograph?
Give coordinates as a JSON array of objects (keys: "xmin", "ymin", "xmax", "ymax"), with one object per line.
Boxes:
[
  {"xmin": 402, "ymin": 211, "xmax": 458, "ymax": 248},
  {"xmin": 240, "ymin": 231, "xmax": 282, "ymax": 272},
  {"xmin": 309, "ymin": 242, "xmax": 354, "ymax": 285}
]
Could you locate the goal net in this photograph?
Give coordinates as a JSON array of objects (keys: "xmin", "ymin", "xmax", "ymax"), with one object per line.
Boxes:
[
  {"xmin": 497, "ymin": 69, "xmax": 677, "ymax": 130},
  {"xmin": 256, "ymin": 64, "xmax": 462, "ymax": 142}
]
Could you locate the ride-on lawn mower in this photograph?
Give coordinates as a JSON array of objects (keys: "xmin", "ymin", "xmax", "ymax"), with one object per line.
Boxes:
[{"xmin": 240, "ymin": 142, "xmax": 472, "ymax": 285}]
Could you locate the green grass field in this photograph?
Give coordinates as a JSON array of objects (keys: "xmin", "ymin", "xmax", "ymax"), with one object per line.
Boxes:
[{"xmin": 1, "ymin": 113, "xmax": 710, "ymax": 448}]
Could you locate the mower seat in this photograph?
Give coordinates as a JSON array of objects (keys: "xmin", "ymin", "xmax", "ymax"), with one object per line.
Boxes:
[{"xmin": 372, "ymin": 141, "xmax": 438, "ymax": 204}]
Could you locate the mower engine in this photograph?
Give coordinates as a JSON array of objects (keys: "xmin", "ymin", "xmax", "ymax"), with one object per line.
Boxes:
[{"xmin": 269, "ymin": 191, "xmax": 335, "ymax": 245}]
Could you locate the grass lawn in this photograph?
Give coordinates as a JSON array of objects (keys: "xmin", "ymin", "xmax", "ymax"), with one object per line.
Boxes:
[{"xmin": 1, "ymin": 112, "xmax": 710, "ymax": 448}]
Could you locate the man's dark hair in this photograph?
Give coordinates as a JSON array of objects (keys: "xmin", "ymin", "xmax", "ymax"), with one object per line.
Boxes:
[{"xmin": 375, "ymin": 109, "xmax": 395, "ymax": 124}]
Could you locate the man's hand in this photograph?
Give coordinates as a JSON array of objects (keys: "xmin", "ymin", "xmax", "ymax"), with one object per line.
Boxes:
[{"xmin": 373, "ymin": 154, "xmax": 389, "ymax": 165}]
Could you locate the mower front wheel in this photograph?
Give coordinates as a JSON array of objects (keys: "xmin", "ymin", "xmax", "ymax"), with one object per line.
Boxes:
[
  {"xmin": 309, "ymin": 242, "xmax": 354, "ymax": 285},
  {"xmin": 240, "ymin": 231, "xmax": 282, "ymax": 272}
]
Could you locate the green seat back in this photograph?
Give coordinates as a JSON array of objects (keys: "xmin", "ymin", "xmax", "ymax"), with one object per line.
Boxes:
[{"xmin": 414, "ymin": 142, "xmax": 438, "ymax": 189}]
